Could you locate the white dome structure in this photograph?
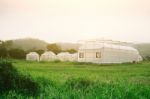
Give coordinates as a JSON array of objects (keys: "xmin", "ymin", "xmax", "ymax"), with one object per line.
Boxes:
[
  {"xmin": 138, "ymin": 55, "xmax": 143, "ymax": 62},
  {"xmin": 69, "ymin": 53, "xmax": 78, "ymax": 61},
  {"xmin": 26, "ymin": 52, "xmax": 39, "ymax": 61},
  {"xmin": 57, "ymin": 52, "xmax": 71, "ymax": 61},
  {"xmin": 40, "ymin": 51, "xmax": 57, "ymax": 61},
  {"xmin": 78, "ymin": 42, "xmax": 142, "ymax": 64}
]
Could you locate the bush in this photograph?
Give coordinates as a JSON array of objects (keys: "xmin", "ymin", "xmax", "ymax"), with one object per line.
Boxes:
[
  {"xmin": 0, "ymin": 48, "xmax": 8, "ymax": 58},
  {"xmin": 15, "ymin": 75, "xmax": 40, "ymax": 95},
  {"xmin": 0, "ymin": 60, "xmax": 17, "ymax": 91},
  {"xmin": 8, "ymin": 48, "xmax": 26, "ymax": 59},
  {"xmin": 52, "ymin": 60, "xmax": 61, "ymax": 63},
  {"xmin": 144, "ymin": 56, "xmax": 150, "ymax": 61},
  {"xmin": 73, "ymin": 62, "xmax": 94, "ymax": 65},
  {"xmin": 0, "ymin": 60, "xmax": 40, "ymax": 96},
  {"xmin": 65, "ymin": 49, "xmax": 77, "ymax": 54}
]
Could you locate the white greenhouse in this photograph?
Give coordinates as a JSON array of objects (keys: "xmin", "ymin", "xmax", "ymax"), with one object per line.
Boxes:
[
  {"xmin": 26, "ymin": 52, "xmax": 39, "ymax": 61},
  {"xmin": 78, "ymin": 41, "xmax": 142, "ymax": 64},
  {"xmin": 138, "ymin": 55, "xmax": 143, "ymax": 62},
  {"xmin": 57, "ymin": 52, "xmax": 72, "ymax": 61},
  {"xmin": 40, "ymin": 51, "xmax": 57, "ymax": 61},
  {"xmin": 69, "ymin": 53, "xmax": 78, "ymax": 61}
]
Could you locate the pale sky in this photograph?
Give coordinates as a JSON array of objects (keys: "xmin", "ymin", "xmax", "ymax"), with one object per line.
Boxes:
[{"xmin": 0, "ymin": 0, "xmax": 150, "ymax": 43}]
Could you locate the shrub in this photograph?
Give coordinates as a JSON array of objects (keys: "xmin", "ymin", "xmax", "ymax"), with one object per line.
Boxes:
[
  {"xmin": 65, "ymin": 49, "xmax": 77, "ymax": 54},
  {"xmin": 14, "ymin": 75, "xmax": 40, "ymax": 95},
  {"xmin": 0, "ymin": 60, "xmax": 17, "ymax": 91},
  {"xmin": 144, "ymin": 56, "xmax": 150, "ymax": 61},
  {"xmin": 0, "ymin": 48, "xmax": 8, "ymax": 58},
  {"xmin": 8, "ymin": 48, "xmax": 26, "ymax": 59},
  {"xmin": 53, "ymin": 60, "xmax": 61, "ymax": 63},
  {"xmin": 0, "ymin": 60, "xmax": 40, "ymax": 96},
  {"xmin": 73, "ymin": 62, "xmax": 94, "ymax": 65}
]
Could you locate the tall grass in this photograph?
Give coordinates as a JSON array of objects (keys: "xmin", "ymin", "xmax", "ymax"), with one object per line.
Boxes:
[
  {"xmin": 0, "ymin": 60, "xmax": 40, "ymax": 96},
  {"xmin": 33, "ymin": 78, "xmax": 150, "ymax": 99},
  {"xmin": 0, "ymin": 60, "xmax": 150, "ymax": 99}
]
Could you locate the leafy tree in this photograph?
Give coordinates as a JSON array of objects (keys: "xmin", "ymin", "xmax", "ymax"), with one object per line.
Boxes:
[
  {"xmin": 4, "ymin": 40, "xmax": 13, "ymax": 49},
  {"xmin": 0, "ymin": 41, "xmax": 5, "ymax": 48},
  {"xmin": 47, "ymin": 44, "xmax": 61, "ymax": 54},
  {"xmin": 35, "ymin": 50, "xmax": 44, "ymax": 55},
  {"xmin": 26, "ymin": 49, "xmax": 45, "ymax": 55},
  {"xmin": 66, "ymin": 49, "xmax": 77, "ymax": 54},
  {"xmin": 0, "ymin": 41, "xmax": 8, "ymax": 58},
  {"xmin": 144, "ymin": 56, "xmax": 150, "ymax": 61},
  {"xmin": 0, "ymin": 40, "xmax": 13, "ymax": 49},
  {"xmin": 8, "ymin": 48, "xmax": 26, "ymax": 59},
  {"xmin": 0, "ymin": 48, "xmax": 8, "ymax": 58},
  {"xmin": 0, "ymin": 60, "xmax": 40, "ymax": 95}
]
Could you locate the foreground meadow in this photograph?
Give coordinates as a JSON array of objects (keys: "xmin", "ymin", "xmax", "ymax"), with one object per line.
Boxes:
[{"xmin": 1, "ymin": 60, "xmax": 150, "ymax": 99}]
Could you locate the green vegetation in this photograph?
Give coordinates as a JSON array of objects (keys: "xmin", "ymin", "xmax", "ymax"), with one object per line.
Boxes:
[
  {"xmin": 133, "ymin": 43, "xmax": 150, "ymax": 60},
  {"xmin": 0, "ymin": 60, "xmax": 40, "ymax": 97},
  {"xmin": 47, "ymin": 43, "xmax": 77, "ymax": 54},
  {"xmin": 65, "ymin": 49, "xmax": 77, "ymax": 54},
  {"xmin": 12, "ymin": 38, "xmax": 48, "ymax": 51},
  {"xmin": 8, "ymin": 48, "xmax": 26, "ymax": 59},
  {"xmin": 0, "ymin": 60, "xmax": 149, "ymax": 99},
  {"xmin": 47, "ymin": 43, "xmax": 62, "ymax": 54},
  {"xmin": 0, "ymin": 40, "xmax": 26, "ymax": 59}
]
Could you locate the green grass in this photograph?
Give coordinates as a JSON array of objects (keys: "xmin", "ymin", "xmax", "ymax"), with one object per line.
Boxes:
[{"xmin": 1, "ymin": 60, "xmax": 150, "ymax": 99}]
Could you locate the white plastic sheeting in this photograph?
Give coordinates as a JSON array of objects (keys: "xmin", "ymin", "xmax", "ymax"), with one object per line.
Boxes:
[
  {"xmin": 40, "ymin": 51, "xmax": 57, "ymax": 61},
  {"xmin": 69, "ymin": 53, "xmax": 78, "ymax": 61},
  {"xmin": 57, "ymin": 52, "xmax": 71, "ymax": 61},
  {"xmin": 138, "ymin": 55, "xmax": 143, "ymax": 62},
  {"xmin": 78, "ymin": 43, "xmax": 142, "ymax": 64},
  {"xmin": 79, "ymin": 43, "xmax": 138, "ymax": 52},
  {"xmin": 26, "ymin": 52, "xmax": 39, "ymax": 61},
  {"xmin": 57, "ymin": 52, "xmax": 78, "ymax": 62}
]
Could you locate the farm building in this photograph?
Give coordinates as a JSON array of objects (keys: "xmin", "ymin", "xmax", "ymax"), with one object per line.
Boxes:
[
  {"xmin": 26, "ymin": 52, "xmax": 39, "ymax": 61},
  {"xmin": 57, "ymin": 52, "xmax": 78, "ymax": 62},
  {"xmin": 138, "ymin": 55, "xmax": 143, "ymax": 62},
  {"xmin": 78, "ymin": 40, "xmax": 142, "ymax": 64},
  {"xmin": 69, "ymin": 53, "xmax": 78, "ymax": 61},
  {"xmin": 40, "ymin": 51, "xmax": 57, "ymax": 61},
  {"xmin": 57, "ymin": 52, "xmax": 71, "ymax": 61}
]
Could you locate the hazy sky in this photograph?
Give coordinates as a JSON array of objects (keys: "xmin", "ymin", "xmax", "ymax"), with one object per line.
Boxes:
[{"xmin": 0, "ymin": 0, "xmax": 150, "ymax": 43}]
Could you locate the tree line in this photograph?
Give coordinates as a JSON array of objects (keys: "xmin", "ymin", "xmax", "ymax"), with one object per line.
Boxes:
[{"xmin": 0, "ymin": 40, "xmax": 77, "ymax": 59}]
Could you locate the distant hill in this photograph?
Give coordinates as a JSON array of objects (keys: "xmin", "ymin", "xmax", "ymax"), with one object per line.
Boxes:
[
  {"xmin": 133, "ymin": 43, "xmax": 150, "ymax": 58},
  {"xmin": 11, "ymin": 38, "xmax": 48, "ymax": 51},
  {"xmin": 10, "ymin": 38, "xmax": 80, "ymax": 51},
  {"xmin": 56, "ymin": 43, "xmax": 80, "ymax": 50}
]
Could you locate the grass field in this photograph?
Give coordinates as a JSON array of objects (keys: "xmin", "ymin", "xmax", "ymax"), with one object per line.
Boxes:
[{"xmin": 1, "ymin": 60, "xmax": 150, "ymax": 99}]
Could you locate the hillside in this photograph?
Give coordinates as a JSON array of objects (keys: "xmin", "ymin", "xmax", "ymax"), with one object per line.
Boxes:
[
  {"xmin": 56, "ymin": 43, "xmax": 80, "ymax": 50},
  {"xmin": 10, "ymin": 38, "xmax": 80, "ymax": 51},
  {"xmin": 133, "ymin": 43, "xmax": 150, "ymax": 58},
  {"xmin": 12, "ymin": 38, "xmax": 48, "ymax": 51}
]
